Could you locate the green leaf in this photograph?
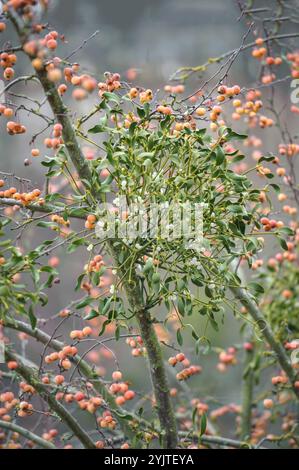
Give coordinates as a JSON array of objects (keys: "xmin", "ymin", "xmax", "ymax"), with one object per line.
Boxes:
[
  {"xmin": 269, "ymin": 183, "xmax": 280, "ymax": 193},
  {"xmin": 102, "ymin": 92, "xmax": 120, "ymax": 104},
  {"xmin": 102, "ymin": 296, "xmax": 113, "ymax": 316},
  {"xmin": 226, "ymin": 129, "xmax": 247, "ymax": 141},
  {"xmin": 84, "ymin": 309, "xmax": 99, "ymax": 321},
  {"xmin": 215, "ymin": 146, "xmax": 225, "ymax": 165},
  {"xmin": 136, "ymin": 107, "xmax": 145, "ymax": 119},
  {"xmin": 278, "ymin": 237, "xmax": 288, "ymax": 251},
  {"xmin": 176, "ymin": 328, "xmax": 183, "ymax": 346},
  {"xmin": 199, "ymin": 413, "xmax": 207, "ymax": 437},
  {"xmin": 258, "ymin": 155, "xmax": 276, "ymax": 164},
  {"xmin": 88, "ymin": 116, "xmax": 108, "ymax": 134},
  {"xmin": 248, "ymin": 282, "xmax": 264, "ymax": 294},
  {"xmin": 98, "ymin": 319, "xmax": 111, "ymax": 337},
  {"xmin": 88, "ymin": 125, "xmax": 105, "ymax": 134},
  {"xmin": 277, "ymin": 227, "xmax": 294, "ymax": 236},
  {"xmin": 76, "ymin": 297, "xmax": 93, "ymax": 309},
  {"xmin": 177, "ymin": 297, "xmax": 185, "ymax": 316},
  {"xmin": 28, "ymin": 305, "xmax": 37, "ymax": 330}
]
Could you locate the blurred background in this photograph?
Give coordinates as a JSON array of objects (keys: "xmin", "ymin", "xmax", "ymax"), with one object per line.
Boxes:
[{"xmin": 1, "ymin": 0, "xmax": 298, "ymax": 444}]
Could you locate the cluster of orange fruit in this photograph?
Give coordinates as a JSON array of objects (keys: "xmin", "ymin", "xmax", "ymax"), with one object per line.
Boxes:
[
  {"xmin": 69, "ymin": 326, "xmax": 93, "ymax": 341},
  {"xmin": 23, "ymin": 30, "xmax": 60, "ymax": 60},
  {"xmin": 98, "ymin": 72, "xmax": 121, "ymax": 95},
  {"xmin": 260, "ymin": 217, "xmax": 284, "ymax": 232},
  {"xmin": 217, "ymin": 347, "xmax": 237, "ymax": 373},
  {"xmin": 66, "ymin": 69, "xmax": 98, "ymax": 101},
  {"xmin": 44, "ymin": 123, "xmax": 63, "ymax": 149},
  {"xmin": 128, "ymin": 87, "xmax": 153, "ymax": 104},
  {"xmin": 0, "ymin": 51, "xmax": 17, "ymax": 81},
  {"xmin": 0, "ymin": 392, "xmax": 18, "ymax": 422},
  {"xmin": 45, "ymin": 344, "xmax": 79, "ymax": 368},
  {"xmin": 168, "ymin": 353, "xmax": 202, "ymax": 381},
  {"xmin": 157, "ymin": 105, "xmax": 173, "ymax": 115},
  {"xmin": 0, "ymin": 183, "xmax": 42, "ymax": 206},
  {"xmin": 126, "ymin": 335, "xmax": 145, "ymax": 357},
  {"xmin": 164, "ymin": 84, "xmax": 185, "ymax": 94},
  {"xmin": 5, "ymin": 0, "xmax": 46, "ymax": 12},
  {"xmin": 1, "ymin": 383, "xmax": 35, "ymax": 420},
  {"xmin": 287, "ymin": 52, "xmax": 299, "ymax": 79},
  {"xmin": 87, "ymin": 254, "xmax": 105, "ymax": 273},
  {"xmin": 231, "ymin": 89, "xmax": 263, "ymax": 121},
  {"xmin": 0, "ymin": 104, "xmax": 14, "ymax": 117},
  {"xmin": 97, "ymin": 410, "xmax": 117, "ymax": 430},
  {"xmin": 17, "ymin": 401, "xmax": 34, "ymax": 418},
  {"xmin": 108, "ymin": 371, "xmax": 136, "ymax": 406},
  {"xmin": 58, "ymin": 393, "xmax": 103, "ymax": 412},
  {"xmin": 50, "ymin": 214, "xmax": 70, "ymax": 227},
  {"xmin": 252, "ymin": 37, "xmax": 267, "ymax": 59},
  {"xmin": 41, "ymin": 429, "xmax": 58, "ymax": 443},
  {"xmin": 176, "ymin": 365, "xmax": 202, "ymax": 381},
  {"xmin": 6, "ymin": 121, "xmax": 26, "ymax": 135},
  {"xmin": 279, "ymin": 143, "xmax": 299, "ymax": 157},
  {"xmin": 41, "ymin": 30, "xmax": 59, "ymax": 51}
]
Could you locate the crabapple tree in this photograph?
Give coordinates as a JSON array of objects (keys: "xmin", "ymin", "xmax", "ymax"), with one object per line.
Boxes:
[{"xmin": 0, "ymin": 0, "xmax": 299, "ymax": 450}]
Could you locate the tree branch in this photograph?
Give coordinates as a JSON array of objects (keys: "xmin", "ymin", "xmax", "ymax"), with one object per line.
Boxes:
[
  {"xmin": 109, "ymin": 243, "xmax": 178, "ymax": 448},
  {"xmin": 0, "ymin": 419, "xmax": 56, "ymax": 449},
  {"xmin": 171, "ymin": 32, "xmax": 299, "ymax": 80},
  {"xmin": 0, "ymin": 197, "xmax": 86, "ymax": 220},
  {"xmin": 3, "ymin": 317, "xmax": 148, "ymax": 439},
  {"xmin": 179, "ymin": 432, "xmax": 266, "ymax": 449},
  {"xmin": 240, "ymin": 347, "xmax": 254, "ymax": 440},
  {"xmin": 230, "ymin": 286, "xmax": 299, "ymax": 399},
  {"xmin": 4, "ymin": 349, "xmax": 96, "ymax": 449}
]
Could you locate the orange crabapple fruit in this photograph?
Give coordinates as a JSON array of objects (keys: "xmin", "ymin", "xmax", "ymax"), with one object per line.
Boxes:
[
  {"xmin": 70, "ymin": 329, "xmax": 84, "ymax": 340},
  {"xmin": 112, "ymin": 370, "xmax": 123, "ymax": 381},
  {"xmin": 95, "ymin": 441, "xmax": 105, "ymax": 449},
  {"xmin": 7, "ymin": 361, "xmax": 18, "ymax": 370},
  {"xmin": 54, "ymin": 375, "xmax": 65, "ymax": 385},
  {"xmin": 82, "ymin": 326, "xmax": 92, "ymax": 337},
  {"xmin": 263, "ymin": 399, "xmax": 274, "ymax": 409},
  {"xmin": 60, "ymin": 358, "xmax": 72, "ymax": 370},
  {"xmin": 115, "ymin": 396, "xmax": 126, "ymax": 406},
  {"xmin": 129, "ymin": 87, "xmax": 138, "ymax": 99},
  {"xmin": 124, "ymin": 390, "xmax": 135, "ymax": 401},
  {"xmin": 31, "ymin": 148, "xmax": 40, "ymax": 157}
]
